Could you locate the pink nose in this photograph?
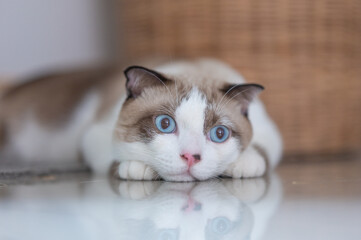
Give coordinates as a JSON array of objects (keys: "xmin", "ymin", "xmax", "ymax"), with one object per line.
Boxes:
[{"xmin": 181, "ymin": 153, "xmax": 201, "ymax": 168}]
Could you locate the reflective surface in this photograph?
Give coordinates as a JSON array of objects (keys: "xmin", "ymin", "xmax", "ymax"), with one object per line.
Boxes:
[{"xmin": 1, "ymin": 158, "xmax": 360, "ymax": 240}]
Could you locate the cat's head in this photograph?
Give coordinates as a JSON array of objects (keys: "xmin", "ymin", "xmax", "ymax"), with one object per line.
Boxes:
[{"xmin": 113, "ymin": 60, "xmax": 263, "ymax": 181}]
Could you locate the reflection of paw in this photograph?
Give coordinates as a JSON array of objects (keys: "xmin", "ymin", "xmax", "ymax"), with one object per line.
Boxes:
[
  {"xmin": 117, "ymin": 161, "xmax": 158, "ymax": 180},
  {"xmin": 117, "ymin": 181, "xmax": 161, "ymax": 200},
  {"xmin": 223, "ymin": 178, "xmax": 267, "ymax": 202},
  {"xmin": 223, "ymin": 147, "xmax": 266, "ymax": 178}
]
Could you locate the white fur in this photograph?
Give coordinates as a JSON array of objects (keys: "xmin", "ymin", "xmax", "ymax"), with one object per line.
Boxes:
[
  {"xmin": 248, "ymin": 99, "xmax": 283, "ymax": 168},
  {"xmin": 117, "ymin": 160, "xmax": 157, "ymax": 180},
  {"xmin": 81, "ymin": 97, "xmax": 126, "ymax": 175},
  {"xmin": 224, "ymin": 145, "xmax": 267, "ymax": 178},
  {"xmin": 176, "ymin": 87, "xmax": 206, "ymax": 154}
]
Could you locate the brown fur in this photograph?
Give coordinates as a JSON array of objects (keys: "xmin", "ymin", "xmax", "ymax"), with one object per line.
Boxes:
[
  {"xmin": 115, "ymin": 81, "xmax": 189, "ymax": 142},
  {"xmin": 0, "ymin": 67, "xmax": 124, "ymax": 148}
]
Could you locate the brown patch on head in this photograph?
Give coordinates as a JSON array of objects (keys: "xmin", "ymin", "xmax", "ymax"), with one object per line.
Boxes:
[{"xmin": 114, "ymin": 79, "xmax": 192, "ymax": 143}]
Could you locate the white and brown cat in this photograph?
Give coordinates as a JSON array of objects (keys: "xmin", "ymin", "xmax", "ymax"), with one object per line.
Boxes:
[{"xmin": 0, "ymin": 59, "xmax": 282, "ymax": 181}]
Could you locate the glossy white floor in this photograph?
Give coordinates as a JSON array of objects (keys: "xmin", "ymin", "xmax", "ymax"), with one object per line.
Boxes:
[{"xmin": 0, "ymin": 157, "xmax": 360, "ymax": 240}]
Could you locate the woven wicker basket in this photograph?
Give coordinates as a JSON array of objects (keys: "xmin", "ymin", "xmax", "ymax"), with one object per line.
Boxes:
[{"xmin": 117, "ymin": 0, "xmax": 361, "ymax": 156}]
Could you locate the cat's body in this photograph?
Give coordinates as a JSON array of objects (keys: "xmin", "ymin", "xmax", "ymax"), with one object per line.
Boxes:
[{"xmin": 0, "ymin": 59, "xmax": 282, "ymax": 181}]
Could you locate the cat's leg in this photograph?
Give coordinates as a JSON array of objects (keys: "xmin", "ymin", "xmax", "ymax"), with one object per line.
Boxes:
[
  {"xmin": 117, "ymin": 160, "xmax": 158, "ymax": 180},
  {"xmin": 223, "ymin": 145, "xmax": 267, "ymax": 178},
  {"xmin": 82, "ymin": 120, "xmax": 158, "ymax": 180},
  {"xmin": 82, "ymin": 124, "xmax": 158, "ymax": 180}
]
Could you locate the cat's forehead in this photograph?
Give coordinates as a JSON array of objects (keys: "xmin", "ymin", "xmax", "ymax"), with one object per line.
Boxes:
[
  {"xmin": 164, "ymin": 73, "xmax": 226, "ymax": 99},
  {"xmin": 123, "ymin": 74, "xmax": 226, "ymax": 114},
  {"xmin": 175, "ymin": 87, "xmax": 207, "ymax": 133}
]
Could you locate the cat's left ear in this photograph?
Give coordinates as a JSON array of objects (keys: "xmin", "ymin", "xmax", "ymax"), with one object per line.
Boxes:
[
  {"xmin": 221, "ymin": 84, "xmax": 264, "ymax": 117},
  {"xmin": 124, "ymin": 66, "xmax": 170, "ymax": 99}
]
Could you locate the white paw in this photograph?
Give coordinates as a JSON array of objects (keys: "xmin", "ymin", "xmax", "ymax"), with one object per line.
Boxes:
[
  {"xmin": 224, "ymin": 147, "xmax": 266, "ymax": 178},
  {"xmin": 117, "ymin": 161, "xmax": 158, "ymax": 180}
]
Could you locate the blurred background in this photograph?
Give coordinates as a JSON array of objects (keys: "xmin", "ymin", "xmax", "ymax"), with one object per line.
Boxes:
[{"xmin": 0, "ymin": 0, "xmax": 360, "ymax": 159}]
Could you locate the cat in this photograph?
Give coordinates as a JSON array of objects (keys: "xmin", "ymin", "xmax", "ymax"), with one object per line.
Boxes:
[{"xmin": 0, "ymin": 59, "xmax": 282, "ymax": 181}]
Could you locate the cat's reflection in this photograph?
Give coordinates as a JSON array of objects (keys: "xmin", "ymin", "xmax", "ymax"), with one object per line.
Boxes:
[
  {"xmin": 0, "ymin": 175, "xmax": 282, "ymax": 240},
  {"xmin": 109, "ymin": 175, "xmax": 282, "ymax": 240}
]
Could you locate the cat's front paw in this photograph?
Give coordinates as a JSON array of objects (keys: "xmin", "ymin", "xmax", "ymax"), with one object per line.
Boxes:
[
  {"xmin": 223, "ymin": 146, "xmax": 266, "ymax": 178},
  {"xmin": 117, "ymin": 161, "xmax": 158, "ymax": 180}
]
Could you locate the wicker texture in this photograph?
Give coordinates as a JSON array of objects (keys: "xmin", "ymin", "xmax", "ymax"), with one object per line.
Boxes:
[{"xmin": 118, "ymin": 0, "xmax": 361, "ymax": 155}]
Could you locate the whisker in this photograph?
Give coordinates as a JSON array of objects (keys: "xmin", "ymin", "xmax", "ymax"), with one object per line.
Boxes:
[
  {"xmin": 139, "ymin": 69, "xmax": 173, "ymax": 97},
  {"xmin": 174, "ymin": 79, "xmax": 179, "ymax": 104},
  {"xmin": 216, "ymin": 84, "xmax": 243, "ymax": 112},
  {"xmin": 215, "ymin": 88, "xmax": 251, "ymax": 112}
]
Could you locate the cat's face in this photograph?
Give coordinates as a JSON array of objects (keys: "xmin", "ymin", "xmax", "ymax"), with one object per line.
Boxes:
[{"xmin": 113, "ymin": 62, "xmax": 263, "ymax": 181}]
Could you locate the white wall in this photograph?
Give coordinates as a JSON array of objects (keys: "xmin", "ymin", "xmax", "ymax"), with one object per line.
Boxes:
[{"xmin": 0, "ymin": 0, "xmax": 114, "ymax": 80}]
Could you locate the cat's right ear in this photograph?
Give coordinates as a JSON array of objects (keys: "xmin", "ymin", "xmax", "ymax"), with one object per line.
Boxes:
[
  {"xmin": 124, "ymin": 66, "xmax": 169, "ymax": 99},
  {"xmin": 221, "ymin": 83, "xmax": 264, "ymax": 117}
]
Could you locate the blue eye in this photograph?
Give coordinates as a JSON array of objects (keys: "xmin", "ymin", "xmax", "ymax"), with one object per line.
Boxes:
[
  {"xmin": 209, "ymin": 125, "xmax": 230, "ymax": 143},
  {"xmin": 155, "ymin": 115, "xmax": 176, "ymax": 133}
]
